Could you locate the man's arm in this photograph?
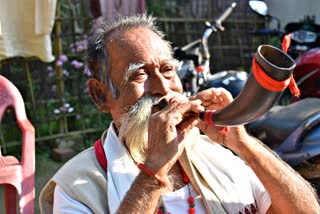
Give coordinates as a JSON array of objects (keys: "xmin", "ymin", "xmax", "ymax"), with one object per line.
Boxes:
[
  {"xmin": 193, "ymin": 88, "xmax": 320, "ymax": 213},
  {"xmin": 229, "ymin": 126, "xmax": 319, "ymax": 213},
  {"xmin": 117, "ymin": 172, "xmax": 165, "ymax": 213}
]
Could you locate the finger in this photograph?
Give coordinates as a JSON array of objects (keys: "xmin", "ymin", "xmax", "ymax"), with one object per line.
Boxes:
[
  {"xmin": 191, "ymin": 88, "xmax": 232, "ymax": 102},
  {"xmin": 189, "ymin": 88, "xmax": 218, "ymax": 102},
  {"xmin": 192, "ymin": 88, "xmax": 233, "ymax": 109},
  {"xmin": 176, "ymin": 116, "xmax": 199, "ymax": 140},
  {"xmin": 171, "ymin": 101, "xmax": 204, "ymax": 125},
  {"xmin": 178, "ymin": 115, "xmax": 198, "ymax": 131},
  {"xmin": 215, "ymin": 87, "xmax": 233, "ymax": 104},
  {"xmin": 162, "ymin": 99, "xmax": 204, "ymax": 119}
]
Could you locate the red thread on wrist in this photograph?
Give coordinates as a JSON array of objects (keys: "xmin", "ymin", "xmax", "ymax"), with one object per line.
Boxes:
[
  {"xmin": 219, "ymin": 126, "xmax": 230, "ymax": 135},
  {"xmin": 137, "ymin": 163, "xmax": 169, "ymax": 187},
  {"xmin": 203, "ymin": 110, "xmax": 229, "ymax": 134}
]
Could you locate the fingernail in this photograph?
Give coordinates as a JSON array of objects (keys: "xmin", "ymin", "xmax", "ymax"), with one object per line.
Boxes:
[{"xmin": 169, "ymin": 97, "xmax": 175, "ymax": 103}]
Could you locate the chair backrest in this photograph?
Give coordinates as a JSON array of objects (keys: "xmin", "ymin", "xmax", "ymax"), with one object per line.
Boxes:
[
  {"xmin": 0, "ymin": 74, "xmax": 35, "ymax": 213},
  {"xmin": 0, "ymin": 75, "xmax": 27, "ymax": 124},
  {"xmin": 0, "ymin": 74, "xmax": 35, "ymax": 164}
]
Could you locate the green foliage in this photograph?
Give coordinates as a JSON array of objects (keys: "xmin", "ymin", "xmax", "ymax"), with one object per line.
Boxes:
[
  {"xmin": 266, "ymin": 36, "xmax": 281, "ymax": 49},
  {"xmin": 146, "ymin": 0, "xmax": 162, "ymax": 16}
]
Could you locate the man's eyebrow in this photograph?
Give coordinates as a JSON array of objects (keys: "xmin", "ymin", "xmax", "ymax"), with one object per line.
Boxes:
[
  {"xmin": 162, "ymin": 58, "xmax": 181, "ymax": 71},
  {"xmin": 165, "ymin": 58, "xmax": 180, "ymax": 67},
  {"xmin": 121, "ymin": 62, "xmax": 146, "ymax": 85}
]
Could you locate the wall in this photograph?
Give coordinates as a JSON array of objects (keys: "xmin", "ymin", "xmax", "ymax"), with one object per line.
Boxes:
[{"xmin": 267, "ymin": 0, "xmax": 320, "ymax": 30}]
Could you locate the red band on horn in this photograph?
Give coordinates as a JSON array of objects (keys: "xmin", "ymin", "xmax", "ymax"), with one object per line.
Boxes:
[
  {"xmin": 252, "ymin": 33, "xmax": 300, "ymax": 97},
  {"xmin": 252, "ymin": 56, "xmax": 290, "ymax": 92},
  {"xmin": 204, "ymin": 110, "xmax": 214, "ymax": 126}
]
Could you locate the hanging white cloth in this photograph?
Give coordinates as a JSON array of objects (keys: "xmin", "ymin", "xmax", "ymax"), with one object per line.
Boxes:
[{"xmin": 0, "ymin": 0, "xmax": 57, "ymax": 62}]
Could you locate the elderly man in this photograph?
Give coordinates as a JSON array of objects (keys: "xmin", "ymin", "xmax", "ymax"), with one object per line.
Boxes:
[{"xmin": 40, "ymin": 14, "xmax": 319, "ymax": 214}]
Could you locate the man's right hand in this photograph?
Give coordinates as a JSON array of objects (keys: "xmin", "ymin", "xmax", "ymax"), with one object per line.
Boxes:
[{"xmin": 144, "ymin": 99, "xmax": 204, "ymax": 180}]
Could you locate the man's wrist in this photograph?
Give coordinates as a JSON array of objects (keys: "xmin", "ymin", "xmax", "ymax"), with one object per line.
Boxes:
[
  {"xmin": 137, "ymin": 163, "xmax": 170, "ymax": 187},
  {"xmin": 224, "ymin": 126, "xmax": 252, "ymax": 151}
]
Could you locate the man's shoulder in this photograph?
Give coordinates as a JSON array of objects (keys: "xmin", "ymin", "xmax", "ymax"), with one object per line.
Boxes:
[
  {"xmin": 40, "ymin": 146, "xmax": 109, "ymax": 213},
  {"xmin": 54, "ymin": 146, "xmax": 105, "ymax": 181},
  {"xmin": 52, "ymin": 145, "xmax": 108, "ymax": 198}
]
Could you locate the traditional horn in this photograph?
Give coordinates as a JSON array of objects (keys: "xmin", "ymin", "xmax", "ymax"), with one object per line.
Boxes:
[{"xmin": 199, "ymin": 45, "xmax": 296, "ymax": 126}]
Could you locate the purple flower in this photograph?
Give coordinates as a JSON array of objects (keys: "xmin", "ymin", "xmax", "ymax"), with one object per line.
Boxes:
[
  {"xmin": 69, "ymin": 37, "xmax": 88, "ymax": 53},
  {"xmin": 63, "ymin": 69, "xmax": 70, "ymax": 77},
  {"xmin": 67, "ymin": 107, "xmax": 74, "ymax": 113},
  {"xmin": 83, "ymin": 67, "xmax": 92, "ymax": 77},
  {"xmin": 76, "ymin": 45, "xmax": 85, "ymax": 52},
  {"xmin": 56, "ymin": 60, "xmax": 63, "ymax": 67},
  {"xmin": 59, "ymin": 54, "xmax": 68, "ymax": 63},
  {"xmin": 71, "ymin": 60, "xmax": 83, "ymax": 69},
  {"xmin": 54, "ymin": 102, "xmax": 74, "ymax": 114},
  {"xmin": 63, "ymin": 103, "xmax": 70, "ymax": 108},
  {"xmin": 47, "ymin": 66, "xmax": 53, "ymax": 72}
]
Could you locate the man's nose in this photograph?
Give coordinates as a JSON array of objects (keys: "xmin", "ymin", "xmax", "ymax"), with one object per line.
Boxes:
[{"xmin": 147, "ymin": 72, "xmax": 170, "ymax": 96}]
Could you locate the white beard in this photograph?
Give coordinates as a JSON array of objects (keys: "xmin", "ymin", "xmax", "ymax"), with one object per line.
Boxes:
[{"xmin": 118, "ymin": 95, "xmax": 160, "ymax": 163}]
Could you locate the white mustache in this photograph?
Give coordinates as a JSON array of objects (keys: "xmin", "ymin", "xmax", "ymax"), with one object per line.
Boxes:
[{"xmin": 119, "ymin": 92, "xmax": 188, "ymax": 163}]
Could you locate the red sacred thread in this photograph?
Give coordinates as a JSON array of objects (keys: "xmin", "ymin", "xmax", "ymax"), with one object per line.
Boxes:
[
  {"xmin": 136, "ymin": 163, "xmax": 170, "ymax": 187},
  {"xmin": 219, "ymin": 126, "xmax": 230, "ymax": 135},
  {"xmin": 282, "ymin": 34, "xmax": 300, "ymax": 97},
  {"xmin": 203, "ymin": 110, "xmax": 229, "ymax": 135},
  {"xmin": 157, "ymin": 163, "xmax": 196, "ymax": 214},
  {"xmin": 282, "ymin": 33, "xmax": 292, "ymax": 53},
  {"xmin": 178, "ymin": 163, "xmax": 196, "ymax": 214}
]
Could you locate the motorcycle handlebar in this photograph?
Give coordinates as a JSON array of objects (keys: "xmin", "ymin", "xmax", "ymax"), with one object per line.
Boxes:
[
  {"xmin": 202, "ymin": 2, "xmax": 237, "ymax": 41},
  {"xmin": 214, "ymin": 2, "xmax": 237, "ymax": 31},
  {"xmin": 201, "ymin": 2, "xmax": 236, "ymax": 58}
]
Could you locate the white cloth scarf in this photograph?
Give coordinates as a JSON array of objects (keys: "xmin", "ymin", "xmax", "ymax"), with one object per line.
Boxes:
[{"xmin": 104, "ymin": 124, "xmax": 140, "ymax": 213}]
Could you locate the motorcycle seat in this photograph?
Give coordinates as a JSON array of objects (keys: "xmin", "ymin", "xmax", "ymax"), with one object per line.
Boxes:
[{"xmin": 246, "ymin": 98, "xmax": 320, "ymax": 148}]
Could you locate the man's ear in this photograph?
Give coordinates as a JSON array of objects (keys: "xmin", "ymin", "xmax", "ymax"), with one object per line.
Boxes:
[{"xmin": 87, "ymin": 78, "xmax": 112, "ymax": 113}]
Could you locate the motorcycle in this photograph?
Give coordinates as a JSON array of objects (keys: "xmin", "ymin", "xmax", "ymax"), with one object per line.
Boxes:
[
  {"xmin": 247, "ymin": 0, "xmax": 320, "ymax": 189},
  {"xmin": 173, "ymin": 2, "xmax": 248, "ymax": 98},
  {"xmin": 248, "ymin": 0, "xmax": 320, "ymax": 105}
]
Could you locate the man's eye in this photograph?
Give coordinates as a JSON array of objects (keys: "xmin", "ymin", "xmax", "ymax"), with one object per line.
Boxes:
[
  {"xmin": 165, "ymin": 67, "xmax": 173, "ymax": 72},
  {"xmin": 130, "ymin": 72, "xmax": 147, "ymax": 81},
  {"xmin": 161, "ymin": 66, "xmax": 175, "ymax": 77}
]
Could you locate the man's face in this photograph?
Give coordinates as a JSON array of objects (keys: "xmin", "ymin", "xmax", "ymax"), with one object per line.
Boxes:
[{"xmin": 107, "ymin": 27, "xmax": 183, "ymax": 128}]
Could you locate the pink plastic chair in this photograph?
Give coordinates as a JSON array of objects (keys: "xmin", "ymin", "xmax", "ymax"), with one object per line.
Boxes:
[{"xmin": 0, "ymin": 75, "xmax": 35, "ymax": 214}]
